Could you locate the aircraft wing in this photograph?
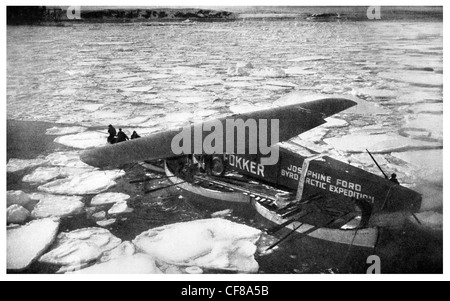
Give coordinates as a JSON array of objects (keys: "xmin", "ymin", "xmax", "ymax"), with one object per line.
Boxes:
[{"xmin": 80, "ymin": 97, "xmax": 356, "ymax": 168}]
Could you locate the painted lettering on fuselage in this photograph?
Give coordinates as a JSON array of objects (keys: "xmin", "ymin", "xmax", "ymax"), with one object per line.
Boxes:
[
  {"xmin": 227, "ymin": 155, "xmax": 265, "ymax": 177},
  {"xmin": 304, "ymin": 170, "xmax": 376, "ymax": 202},
  {"xmin": 281, "ymin": 164, "xmax": 303, "ymax": 181},
  {"xmin": 285, "ymin": 167, "xmax": 376, "ymax": 203}
]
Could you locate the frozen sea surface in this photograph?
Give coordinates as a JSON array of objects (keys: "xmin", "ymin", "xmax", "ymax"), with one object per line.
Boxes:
[{"xmin": 7, "ymin": 19, "xmax": 443, "ymax": 274}]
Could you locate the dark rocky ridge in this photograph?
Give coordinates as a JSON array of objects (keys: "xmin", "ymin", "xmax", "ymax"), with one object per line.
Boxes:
[
  {"xmin": 7, "ymin": 6, "xmax": 236, "ymax": 25},
  {"xmin": 7, "ymin": 6, "xmax": 443, "ymax": 25}
]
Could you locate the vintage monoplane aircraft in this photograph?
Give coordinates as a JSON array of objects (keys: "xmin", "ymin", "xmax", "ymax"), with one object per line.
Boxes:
[{"xmin": 81, "ymin": 95, "xmax": 422, "ymax": 249}]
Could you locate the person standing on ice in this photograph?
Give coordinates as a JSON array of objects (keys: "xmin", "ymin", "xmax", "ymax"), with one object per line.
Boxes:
[
  {"xmin": 131, "ymin": 131, "xmax": 141, "ymax": 139},
  {"xmin": 116, "ymin": 128, "xmax": 129, "ymax": 143},
  {"xmin": 107, "ymin": 124, "xmax": 117, "ymax": 144}
]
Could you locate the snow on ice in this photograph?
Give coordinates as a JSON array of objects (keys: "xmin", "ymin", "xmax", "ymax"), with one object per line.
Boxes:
[
  {"xmin": 70, "ymin": 254, "xmax": 161, "ymax": 274},
  {"xmin": 31, "ymin": 195, "xmax": 85, "ymax": 219},
  {"xmin": 38, "ymin": 170, "xmax": 125, "ymax": 195},
  {"xmin": 54, "ymin": 131, "xmax": 108, "ymax": 149},
  {"xmin": 22, "ymin": 167, "xmax": 63, "ymax": 184},
  {"xmin": 7, "ymin": 218, "xmax": 60, "ymax": 270},
  {"xmin": 99, "ymin": 241, "xmax": 136, "ymax": 263},
  {"xmin": 96, "ymin": 219, "xmax": 117, "ymax": 227},
  {"xmin": 90, "ymin": 192, "xmax": 130, "ymax": 206},
  {"xmin": 108, "ymin": 201, "xmax": 133, "ymax": 215},
  {"xmin": 91, "ymin": 211, "xmax": 107, "ymax": 221},
  {"xmin": 7, "ymin": 204, "xmax": 30, "ymax": 224},
  {"xmin": 7, "ymin": 158, "xmax": 48, "ymax": 173},
  {"xmin": 323, "ymin": 117, "xmax": 349, "ymax": 128},
  {"xmin": 45, "ymin": 126, "xmax": 88, "ymax": 136},
  {"xmin": 39, "ymin": 227, "xmax": 122, "ymax": 267},
  {"xmin": 133, "ymin": 218, "xmax": 261, "ymax": 273},
  {"xmin": 7, "ymin": 190, "xmax": 33, "ymax": 208},
  {"xmin": 45, "ymin": 151, "xmax": 93, "ymax": 168}
]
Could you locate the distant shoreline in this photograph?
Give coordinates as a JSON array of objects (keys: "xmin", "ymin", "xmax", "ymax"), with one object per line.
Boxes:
[{"xmin": 7, "ymin": 6, "xmax": 443, "ymax": 25}]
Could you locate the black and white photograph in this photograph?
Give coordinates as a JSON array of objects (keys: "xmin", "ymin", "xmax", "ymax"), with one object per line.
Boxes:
[{"xmin": 4, "ymin": 2, "xmax": 446, "ymax": 281}]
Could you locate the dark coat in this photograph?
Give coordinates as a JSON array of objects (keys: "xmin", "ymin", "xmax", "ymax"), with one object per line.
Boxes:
[{"xmin": 116, "ymin": 130, "xmax": 129, "ymax": 142}]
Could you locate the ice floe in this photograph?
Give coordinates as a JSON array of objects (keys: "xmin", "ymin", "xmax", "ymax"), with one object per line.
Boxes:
[
  {"xmin": 185, "ymin": 266, "xmax": 204, "ymax": 274},
  {"xmin": 354, "ymin": 87, "xmax": 398, "ymax": 99},
  {"xmin": 211, "ymin": 209, "xmax": 233, "ymax": 218},
  {"xmin": 118, "ymin": 86, "xmax": 153, "ymax": 93},
  {"xmin": 38, "ymin": 170, "xmax": 125, "ymax": 195},
  {"xmin": 260, "ymin": 85, "xmax": 291, "ymax": 91},
  {"xmin": 31, "ymin": 195, "xmax": 85, "ymax": 219},
  {"xmin": 45, "ymin": 151, "xmax": 93, "ymax": 168},
  {"xmin": 403, "ymin": 114, "xmax": 442, "ymax": 141},
  {"xmin": 133, "ymin": 218, "xmax": 261, "ymax": 273},
  {"xmin": 391, "ymin": 150, "xmax": 443, "ymax": 185},
  {"xmin": 170, "ymin": 66, "xmax": 208, "ymax": 76},
  {"xmin": 96, "ymin": 219, "xmax": 117, "ymax": 227},
  {"xmin": 91, "ymin": 211, "xmax": 107, "ymax": 221},
  {"xmin": 349, "ymin": 124, "xmax": 389, "ymax": 136},
  {"xmin": 227, "ymin": 62, "xmax": 253, "ymax": 76},
  {"xmin": 229, "ymin": 103, "xmax": 266, "ymax": 114},
  {"xmin": 45, "ymin": 126, "xmax": 88, "ymax": 136},
  {"xmin": 393, "ymin": 90, "xmax": 442, "ymax": 104},
  {"xmin": 284, "ymin": 67, "xmax": 316, "ymax": 76},
  {"xmin": 82, "ymin": 103, "xmax": 104, "ymax": 112},
  {"xmin": 39, "ymin": 227, "xmax": 122, "ymax": 267},
  {"xmin": 23, "ymin": 165, "xmax": 96, "ymax": 184},
  {"xmin": 7, "ymin": 190, "xmax": 33, "ymax": 208},
  {"xmin": 99, "ymin": 241, "xmax": 136, "ymax": 263},
  {"xmin": 250, "ymin": 67, "xmax": 286, "ymax": 78},
  {"xmin": 190, "ymin": 79, "xmax": 223, "ymax": 86},
  {"xmin": 90, "ymin": 192, "xmax": 130, "ymax": 206},
  {"xmin": 7, "ymin": 218, "xmax": 60, "ymax": 270},
  {"xmin": 71, "ymin": 254, "xmax": 161, "ymax": 274},
  {"xmin": 108, "ymin": 201, "xmax": 133, "ymax": 215},
  {"xmin": 164, "ymin": 112, "xmax": 194, "ymax": 124},
  {"xmin": 22, "ymin": 167, "xmax": 63, "ymax": 184},
  {"xmin": 324, "ymin": 133, "xmax": 442, "ymax": 154},
  {"xmin": 378, "ymin": 71, "xmax": 443, "ymax": 87},
  {"xmin": 399, "ymin": 129, "xmax": 430, "ymax": 140},
  {"xmin": 7, "ymin": 158, "xmax": 48, "ymax": 173},
  {"xmin": 263, "ymin": 80, "xmax": 297, "ymax": 88},
  {"xmin": 7, "ymin": 205, "xmax": 30, "ymax": 224},
  {"xmin": 174, "ymin": 96, "xmax": 214, "ymax": 104},
  {"xmin": 224, "ymin": 81, "xmax": 260, "ymax": 88},
  {"xmin": 54, "ymin": 131, "xmax": 108, "ymax": 149},
  {"xmin": 406, "ymin": 103, "xmax": 443, "ymax": 114},
  {"xmin": 297, "ymin": 127, "xmax": 329, "ymax": 143},
  {"xmin": 288, "ymin": 55, "xmax": 332, "ymax": 62},
  {"xmin": 323, "ymin": 117, "xmax": 349, "ymax": 128}
]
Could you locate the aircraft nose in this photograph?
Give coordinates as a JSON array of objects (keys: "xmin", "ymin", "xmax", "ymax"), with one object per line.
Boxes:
[{"xmin": 80, "ymin": 148, "xmax": 108, "ymax": 168}]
